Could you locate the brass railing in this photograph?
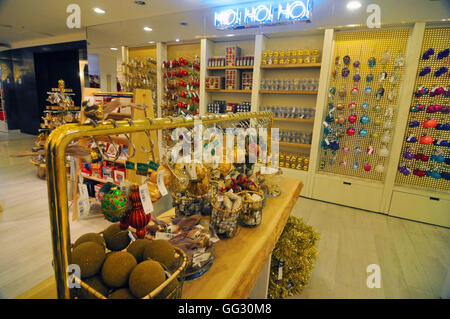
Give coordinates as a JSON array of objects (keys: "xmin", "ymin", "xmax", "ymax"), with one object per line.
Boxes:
[{"xmin": 45, "ymin": 111, "xmax": 273, "ymax": 299}]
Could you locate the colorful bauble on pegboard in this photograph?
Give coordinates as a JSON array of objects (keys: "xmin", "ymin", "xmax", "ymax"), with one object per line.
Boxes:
[{"xmin": 101, "ymin": 188, "xmax": 129, "ymax": 222}]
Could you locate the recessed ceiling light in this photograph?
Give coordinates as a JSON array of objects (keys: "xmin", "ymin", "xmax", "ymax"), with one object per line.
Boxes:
[
  {"xmin": 110, "ymin": 47, "xmax": 118, "ymax": 51},
  {"xmin": 148, "ymin": 41, "xmax": 155, "ymax": 44},
  {"xmin": 175, "ymin": 38, "xmax": 180, "ymax": 42},
  {"xmin": 144, "ymin": 26, "xmax": 153, "ymax": 31},
  {"xmin": 93, "ymin": 8, "xmax": 106, "ymax": 14},
  {"xmin": 134, "ymin": 1, "xmax": 146, "ymax": 5},
  {"xmin": 226, "ymin": 34, "xmax": 235, "ymax": 37},
  {"xmin": 346, "ymin": 1, "xmax": 362, "ymax": 10}
]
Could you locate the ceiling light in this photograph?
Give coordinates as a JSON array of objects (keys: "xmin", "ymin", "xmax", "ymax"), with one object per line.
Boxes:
[
  {"xmin": 144, "ymin": 26, "xmax": 153, "ymax": 31},
  {"xmin": 148, "ymin": 41, "xmax": 155, "ymax": 44},
  {"xmin": 175, "ymin": 38, "xmax": 180, "ymax": 42},
  {"xmin": 110, "ymin": 47, "xmax": 118, "ymax": 51},
  {"xmin": 93, "ymin": 8, "xmax": 105, "ymax": 14},
  {"xmin": 226, "ymin": 34, "xmax": 235, "ymax": 37},
  {"xmin": 346, "ymin": 1, "xmax": 362, "ymax": 10},
  {"xmin": 346, "ymin": 24, "xmax": 358, "ymax": 27}
]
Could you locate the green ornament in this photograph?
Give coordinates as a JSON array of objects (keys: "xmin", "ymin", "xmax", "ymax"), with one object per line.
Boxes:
[{"xmin": 101, "ymin": 188, "xmax": 129, "ymax": 222}]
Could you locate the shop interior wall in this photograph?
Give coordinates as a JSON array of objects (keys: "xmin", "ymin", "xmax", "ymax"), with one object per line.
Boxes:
[{"xmin": 0, "ymin": 40, "xmax": 87, "ymax": 134}]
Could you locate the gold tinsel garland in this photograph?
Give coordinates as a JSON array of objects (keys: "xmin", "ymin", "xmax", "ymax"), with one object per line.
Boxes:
[{"xmin": 268, "ymin": 216, "xmax": 320, "ymax": 299}]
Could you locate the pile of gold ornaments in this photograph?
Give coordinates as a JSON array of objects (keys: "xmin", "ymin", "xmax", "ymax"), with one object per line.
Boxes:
[{"xmin": 268, "ymin": 216, "xmax": 320, "ymax": 299}]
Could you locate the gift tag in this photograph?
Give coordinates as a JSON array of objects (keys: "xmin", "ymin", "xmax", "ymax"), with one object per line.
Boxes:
[
  {"xmin": 155, "ymin": 232, "xmax": 176, "ymax": 240},
  {"xmin": 78, "ymin": 183, "xmax": 90, "ymax": 217},
  {"xmin": 157, "ymin": 170, "xmax": 168, "ymax": 196},
  {"xmin": 188, "ymin": 163, "xmax": 197, "ymax": 180},
  {"xmin": 128, "ymin": 231, "xmax": 136, "ymax": 242},
  {"xmin": 138, "ymin": 183, "xmax": 154, "ymax": 215},
  {"xmin": 278, "ymin": 265, "xmax": 283, "ymax": 280},
  {"xmin": 217, "ymin": 195, "xmax": 224, "ymax": 202}
]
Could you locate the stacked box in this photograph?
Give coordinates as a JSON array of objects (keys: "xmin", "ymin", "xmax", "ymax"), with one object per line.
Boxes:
[
  {"xmin": 208, "ymin": 57, "xmax": 226, "ymax": 67},
  {"xmin": 236, "ymin": 56, "xmax": 254, "ymax": 66},
  {"xmin": 235, "ymin": 102, "xmax": 251, "ymax": 113},
  {"xmin": 241, "ymin": 72, "xmax": 253, "ymax": 90},
  {"xmin": 225, "ymin": 69, "xmax": 240, "ymax": 90},
  {"xmin": 207, "ymin": 100, "xmax": 226, "ymax": 114},
  {"xmin": 206, "ymin": 76, "xmax": 225, "ymax": 89},
  {"xmin": 226, "ymin": 46, "xmax": 241, "ymax": 66}
]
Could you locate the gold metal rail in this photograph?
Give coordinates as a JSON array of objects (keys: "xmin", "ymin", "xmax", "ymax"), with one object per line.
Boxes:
[{"xmin": 45, "ymin": 111, "xmax": 273, "ymax": 299}]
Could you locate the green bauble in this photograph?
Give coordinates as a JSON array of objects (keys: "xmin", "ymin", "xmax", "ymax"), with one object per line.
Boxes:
[{"xmin": 101, "ymin": 188, "xmax": 129, "ymax": 222}]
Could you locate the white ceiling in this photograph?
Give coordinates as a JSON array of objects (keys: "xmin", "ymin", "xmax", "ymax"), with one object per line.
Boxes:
[
  {"xmin": 0, "ymin": 0, "xmax": 259, "ymax": 46},
  {"xmin": 0, "ymin": 0, "xmax": 449, "ymax": 51}
]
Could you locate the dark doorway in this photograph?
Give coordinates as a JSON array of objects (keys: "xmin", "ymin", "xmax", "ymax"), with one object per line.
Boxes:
[{"xmin": 34, "ymin": 50, "xmax": 81, "ymax": 120}]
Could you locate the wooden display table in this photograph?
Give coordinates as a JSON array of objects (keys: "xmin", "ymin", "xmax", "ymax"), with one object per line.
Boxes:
[{"xmin": 17, "ymin": 177, "xmax": 303, "ymax": 299}]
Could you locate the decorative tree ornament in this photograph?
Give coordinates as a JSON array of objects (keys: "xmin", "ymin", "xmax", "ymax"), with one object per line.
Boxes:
[
  {"xmin": 379, "ymin": 147, "xmax": 389, "ymax": 157},
  {"xmin": 338, "ymin": 87, "xmax": 346, "ymax": 97},
  {"xmin": 347, "ymin": 127, "xmax": 356, "ymax": 136},
  {"xmin": 353, "ymin": 60, "xmax": 360, "ymax": 68},
  {"xmin": 366, "ymin": 73, "xmax": 374, "ymax": 82},
  {"xmin": 348, "ymin": 102, "xmax": 356, "ymax": 109},
  {"xmin": 329, "ymin": 87, "xmax": 336, "ymax": 97},
  {"xmin": 364, "ymin": 87, "xmax": 372, "ymax": 96},
  {"xmin": 419, "ymin": 66, "xmax": 431, "ymax": 76},
  {"xmin": 361, "ymin": 102, "xmax": 369, "ymax": 111},
  {"xmin": 414, "ymin": 86, "xmax": 429, "ymax": 97},
  {"xmin": 419, "ymin": 135, "xmax": 434, "ymax": 145},
  {"xmin": 380, "ymin": 50, "xmax": 390, "ymax": 65},
  {"xmin": 360, "ymin": 114, "xmax": 370, "ymax": 124},
  {"xmin": 343, "ymin": 55, "xmax": 351, "ymax": 65},
  {"xmin": 351, "ymin": 87, "xmax": 359, "ymax": 96},
  {"xmin": 372, "ymin": 104, "xmax": 382, "ymax": 113},
  {"xmin": 394, "ymin": 53, "xmax": 406, "ymax": 67},
  {"xmin": 376, "ymin": 87, "xmax": 385, "ymax": 100},
  {"xmin": 127, "ymin": 184, "xmax": 151, "ymax": 239},
  {"xmin": 358, "ymin": 128, "xmax": 368, "ymax": 137},
  {"xmin": 353, "ymin": 73, "xmax": 361, "ymax": 82},
  {"xmin": 375, "ymin": 164, "xmax": 384, "ymax": 173},
  {"xmin": 422, "ymin": 48, "xmax": 434, "ymax": 60},
  {"xmin": 379, "ymin": 72, "xmax": 388, "ymax": 82},
  {"xmin": 434, "ymin": 67, "xmax": 448, "ymax": 77},
  {"xmin": 423, "ymin": 118, "xmax": 438, "ymax": 129},
  {"xmin": 368, "ymin": 57, "xmax": 376, "ymax": 67},
  {"xmin": 101, "ymin": 186, "xmax": 129, "ymax": 222},
  {"xmin": 348, "ymin": 114, "xmax": 357, "ymax": 123},
  {"xmin": 436, "ymin": 48, "xmax": 449, "ymax": 60},
  {"xmin": 363, "ymin": 163, "xmax": 372, "ymax": 172},
  {"xmin": 342, "ymin": 67, "xmax": 350, "ymax": 77},
  {"xmin": 337, "ymin": 103, "xmax": 344, "ymax": 110}
]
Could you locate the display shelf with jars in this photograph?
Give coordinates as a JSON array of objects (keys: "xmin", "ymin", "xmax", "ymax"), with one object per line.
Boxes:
[{"xmin": 255, "ymin": 31, "xmax": 326, "ymax": 197}]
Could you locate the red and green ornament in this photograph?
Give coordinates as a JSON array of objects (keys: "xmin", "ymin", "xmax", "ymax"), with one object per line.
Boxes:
[{"xmin": 101, "ymin": 187, "xmax": 129, "ymax": 222}]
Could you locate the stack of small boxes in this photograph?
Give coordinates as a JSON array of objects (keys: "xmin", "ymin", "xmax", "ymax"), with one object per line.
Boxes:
[
  {"xmin": 207, "ymin": 100, "xmax": 226, "ymax": 113},
  {"xmin": 279, "ymin": 153, "xmax": 310, "ymax": 171},
  {"xmin": 241, "ymin": 72, "xmax": 253, "ymax": 90},
  {"xmin": 206, "ymin": 76, "xmax": 225, "ymax": 90},
  {"xmin": 225, "ymin": 69, "xmax": 240, "ymax": 90},
  {"xmin": 262, "ymin": 48, "xmax": 320, "ymax": 65}
]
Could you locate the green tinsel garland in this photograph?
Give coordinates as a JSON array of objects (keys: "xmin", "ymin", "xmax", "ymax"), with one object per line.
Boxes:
[{"xmin": 268, "ymin": 216, "xmax": 320, "ymax": 299}]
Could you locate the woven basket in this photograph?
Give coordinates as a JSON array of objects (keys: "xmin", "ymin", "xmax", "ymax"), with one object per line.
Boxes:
[
  {"xmin": 71, "ymin": 229, "xmax": 187, "ymax": 299},
  {"xmin": 210, "ymin": 194, "xmax": 242, "ymax": 238},
  {"xmin": 238, "ymin": 190, "xmax": 265, "ymax": 227}
]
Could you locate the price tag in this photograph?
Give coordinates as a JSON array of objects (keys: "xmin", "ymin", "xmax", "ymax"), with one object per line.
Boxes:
[
  {"xmin": 148, "ymin": 160, "xmax": 160, "ymax": 171},
  {"xmin": 78, "ymin": 183, "xmax": 90, "ymax": 217},
  {"xmin": 138, "ymin": 183, "xmax": 154, "ymax": 215},
  {"xmin": 155, "ymin": 232, "xmax": 176, "ymax": 240},
  {"xmin": 278, "ymin": 265, "xmax": 283, "ymax": 280},
  {"xmin": 125, "ymin": 161, "xmax": 135, "ymax": 170},
  {"xmin": 157, "ymin": 170, "xmax": 168, "ymax": 196},
  {"xmin": 217, "ymin": 195, "xmax": 223, "ymax": 202},
  {"xmin": 128, "ymin": 231, "xmax": 136, "ymax": 242},
  {"xmin": 188, "ymin": 163, "xmax": 197, "ymax": 180}
]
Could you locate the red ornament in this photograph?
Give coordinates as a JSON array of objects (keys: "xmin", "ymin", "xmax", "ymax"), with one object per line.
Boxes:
[
  {"xmin": 419, "ymin": 135, "xmax": 434, "ymax": 144},
  {"xmin": 127, "ymin": 185, "xmax": 151, "ymax": 239},
  {"xmin": 422, "ymin": 119, "xmax": 437, "ymax": 129}
]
